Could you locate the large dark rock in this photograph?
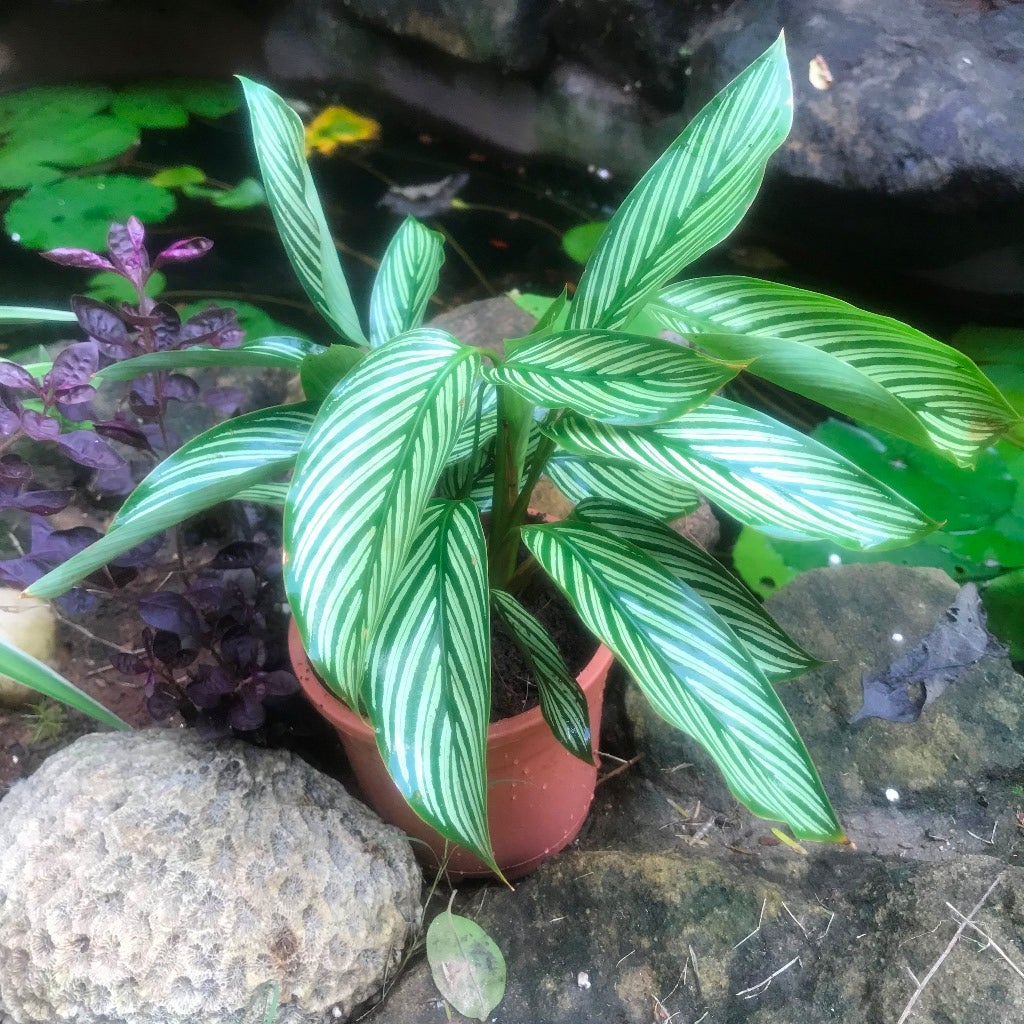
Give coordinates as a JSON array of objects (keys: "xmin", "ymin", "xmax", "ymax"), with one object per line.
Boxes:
[{"xmin": 371, "ymin": 849, "xmax": 1024, "ymax": 1023}]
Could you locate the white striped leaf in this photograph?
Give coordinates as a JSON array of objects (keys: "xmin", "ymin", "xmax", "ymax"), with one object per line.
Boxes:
[
  {"xmin": 369, "ymin": 217, "xmax": 445, "ymax": 347},
  {"xmin": 485, "ymin": 329, "xmax": 740, "ymax": 424},
  {"xmin": 438, "ymin": 424, "xmax": 543, "ymax": 513},
  {"xmin": 567, "ymin": 35, "xmax": 791, "ymax": 332},
  {"xmin": 447, "ymin": 381, "xmax": 498, "ymax": 465},
  {"xmin": 0, "ymin": 635, "xmax": 129, "ymax": 730},
  {"xmin": 238, "ymin": 78, "xmax": 367, "ymax": 344},
  {"xmin": 522, "ymin": 517, "xmax": 843, "ymax": 840},
  {"xmin": 573, "ymin": 499, "xmax": 818, "ymax": 680},
  {"xmin": 95, "ymin": 335, "xmax": 323, "ymax": 382},
  {"xmin": 365, "ymin": 500, "xmax": 496, "ymax": 871},
  {"xmin": 231, "ymin": 481, "xmax": 289, "ymax": 506},
  {"xmin": 544, "ymin": 396, "xmax": 935, "ymax": 550},
  {"xmin": 0, "ymin": 304, "xmax": 77, "ymax": 324},
  {"xmin": 285, "ymin": 329, "xmax": 479, "ymax": 708},
  {"xmin": 545, "ymin": 452, "xmax": 700, "ymax": 520},
  {"xmin": 27, "ymin": 403, "xmax": 314, "ymax": 598},
  {"xmin": 650, "ymin": 276, "xmax": 1020, "ymax": 467},
  {"xmin": 491, "ymin": 588, "xmax": 593, "ymax": 763}
]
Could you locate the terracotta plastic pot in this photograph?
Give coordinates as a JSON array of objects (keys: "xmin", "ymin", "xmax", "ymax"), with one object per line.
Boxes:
[{"xmin": 289, "ymin": 618, "xmax": 614, "ymax": 881}]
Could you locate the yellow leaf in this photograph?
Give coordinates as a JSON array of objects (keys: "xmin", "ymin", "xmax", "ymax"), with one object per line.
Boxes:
[{"xmin": 304, "ymin": 105, "xmax": 381, "ymax": 154}]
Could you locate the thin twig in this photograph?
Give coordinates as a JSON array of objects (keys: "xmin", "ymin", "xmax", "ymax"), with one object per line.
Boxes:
[
  {"xmin": 51, "ymin": 607, "xmax": 133, "ymax": 653},
  {"xmin": 733, "ymin": 897, "xmax": 767, "ymax": 950},
  {"xmin": 896, "ymin": 874, "xmax": 1003, "ymax": 1024},
  {"xmin": 946, "ymin": 904, "xmax": 1024, "ymax": 981},
  {"xmin": 966, "ymin": 821, "xmax": 997, "ymax": 846},
  {"xmin": 596, "ymin": 753, "xmax": 642, "ymax": 786},
  {"xmin": 782, "ymin": 900, "xmax": 809, "ymax": 938},
  {"xmin": 616, "ymin": 949, "xmax": 635, "ymax": 968},
  {"xmin": 735, "ymin": 956, "xmax": 801, "ymax": 998}
]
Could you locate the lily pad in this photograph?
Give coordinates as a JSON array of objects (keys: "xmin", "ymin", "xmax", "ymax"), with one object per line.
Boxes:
[
  {"xmin": 562, "ymin": 220, "xmax": 607, "ymax": 264},
  {"xmin": 149, "ymin": 165, "xmax": 207, "ymax": 188},
  {"xmin": 5, "ymin": 175, "xmax": 176, "ymax": 250},
  {"xmin": 732, "ymin": 418, "xmax": 1024, "ymax": 598},
  {"xmin": 0, "ymin": 86, "xmax": 114, "ymax": 131},
  {"xmin": 305, "ymin": 104, "xmax": 381, "ymax": 154},
  {"xmin": 86, "ymin": 270, "xmax": 167, "ymax": 304},
  {"xmin": 182, "ymin": 177, "xmax": 265, "ymax": 209},
  {"xmin": 112, "ymin": 85, "xmax": 190, "ymax": 128}
]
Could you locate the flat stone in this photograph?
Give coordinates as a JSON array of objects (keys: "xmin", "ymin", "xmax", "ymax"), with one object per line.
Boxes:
[
  {"xmin": 0, "ymin": 731, "xmax": 421, "ymax": 1024},
  {"xmin": 371, "ymin": 848, "xmax": 1024, "ymax": 1023}
]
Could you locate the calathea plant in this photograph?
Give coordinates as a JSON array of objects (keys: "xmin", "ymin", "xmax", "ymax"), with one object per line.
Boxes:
[{"xmin": 13, "ymin": 34, "xmax": 1020, "ymax": 876}]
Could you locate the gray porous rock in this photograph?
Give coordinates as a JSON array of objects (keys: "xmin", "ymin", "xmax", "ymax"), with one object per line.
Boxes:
[{"xmin": 0, "ymin": 731, "xmax": 422, "ymax": 1024}]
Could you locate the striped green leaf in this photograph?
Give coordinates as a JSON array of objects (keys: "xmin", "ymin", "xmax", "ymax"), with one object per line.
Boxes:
[
  {"xmin": 365, "ymin": 500, "xmax": 495, "ymax": 870},
  {"xmin": 285, "ymin": 329, "xmax": 479, "ymax": 708},
  {"xmin": 28, "ymin": 403, "xmax": 314, "ymax": 598},
  {"xmin": 447, "ymin": 382, "xmax": 498, "ymax": 465},
  {"xmin": 0, "ymin": 305, "xmax": 77, "ymax": 324},
  {"xmin": 491, "ymin": 588, "xmax": 593, "ymax": 763},
  {"xmin": 0, "ymin": 636, "xmax": 129, "ymax": 731},
  {"xmin": 238, "ymin": 77, "xmax": 367, "ymax": 344},
  {"xmin": 95, "ymin": 335, "xmax": 323, "ymax": 382},
  {"xmin": 485, "ymin": 329, "xmax": 740, "ymax": 425},
  {"xmin": 545, "ymin": 452, "xmax": 700, "ymax": 520},
  {"xmin": 650, "ymin": 276, "xmax": 1020, "ymax": 467},
  {"xmin": 231, "ymin": 481, "xmax": 288, "ymax": 506},
  {"xmin": 299, "ymin": 344, "xmax": 365, "ymax": 402},
  {"xmin": 545, "ymin": 396, "xmax": 935, "ymax": 550},
  {"xmin": 369, "ymin": 217, "xmax": 445, "ymax": 347},
  {"xmin": 573, "ymin": 499, "xmax": 818, "ymax": 680},
  {"xmin": 567, "ymin": 34, "xmax": 791, "ymax": 332},
  {"xmin": 522, "ymin": 516, "xmax": 843, "ymax": 841}
]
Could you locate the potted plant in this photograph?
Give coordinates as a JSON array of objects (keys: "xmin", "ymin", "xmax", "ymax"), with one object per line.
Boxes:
[{"xmin": 11, "ymin": 34, "xmax": 1021, "ymax": 881}]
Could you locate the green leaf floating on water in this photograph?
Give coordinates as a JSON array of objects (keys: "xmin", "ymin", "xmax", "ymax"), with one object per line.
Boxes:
[
  {"xmin": 732, "ymin": 418, "xmax": 1024, "ymax": 598},
  {"xmin": 426, "ymin": 909, "xmax": 507, "ymax": 1021},
  {"xmin": 5, "ymin": 175, "xmax": 176, "ymax": 250},
  {"xmin": 562, "ymin": 221, "xmax": 608, "ymax": 264}
]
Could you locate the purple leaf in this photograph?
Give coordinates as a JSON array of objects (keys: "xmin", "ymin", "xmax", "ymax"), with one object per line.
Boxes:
[
  {"xmin": 180, "ymin": 307, "xmax": 243, "ymax": 349},
  {"xmin": 202, "ymin": 386, "xmax": 246, "ymax": 417},
  {"xmin": 54, "ymin": 384, "xmax": 96, "ymax": 406},
  {"xmin": 56, "ymin": 588, "xmax": 97, "ymax": 615},
  {"xmin": 153, "ymin": 236, "xmax": 213, "ymax": 268},
  {"xmin": 149, "ymin": 303, "xmax": 182, "ymax": 352},
  {"xmin": 205, "ymin": 542, "xmax": 267, "ymax": 571},
  {"xmin": 34, "ymin": 524, "xmax": 102, "ymax": 562},
  {"xmin": 146, "ymin": 677, "xmax": 182, "ymax": 721},
  {"xmin": 71, "ymin": 296, "xmax": 130, "ymax": 350},
  {"xmin": 128, "ymin": 379, "xmax": 162, "ymax": 421},
  {"xmin": 107, "ymin": 218, "xmax": 149, "ymax": 286},
  {"xmin": 258, "ymin": 670, "xmax": 300, "ymax": 697},
  {"xmin": 228, "ymin": 696, "xmax": 266, "ymax": 731},
  {"xmin": 45, "ymin": 341, "xmax": 99, "ymax": 391},
  {"xmin": 91, "ymin": 461, "xmax": 139, "ymax": 496},
  {"xmin": 93, "ymin": 416, "xmax": 155, "ymax": 452},
  {"xmin": 111, "ymin": 651, "xmax": 148, "ymax": 675},
  {"xmin": 152, "ymin": 629, "xmax": 199, "ymax": 668},
  {"xmin": 163, "ymin": 373, "xmax": 200, "ymax": 403},
  {"xmin": 0, "ymin": 456, "xmax": 31, "ymax": 489},
  {"xmin": 42, "ymin": 248, "xmax": 114, "ymax": 272},
  {"xmin": 0, "ymin": 406, "xmax": 20, "ymax": 438},
  {"xmin": 9, "ymin": 490, "xmax": 74, "ymax": 515},
  {"xmin": 186, "ymin": 665, "xmax": 237, "ymax": 708},
  {"xmin": 0, "ymin": 361, "xmax": 39, "ymax": 391},
  {"xmin": 56, "ymin": 431, "xmax": 127, "ymax": 470},
  {"xmin": 108, "ymin": 534, "xmax": 164, "ymax": 568},
  {"xmin": 20, "ymin": 411, "xmax": 60, "ymax": 441},
  {"xmin": 138, "ymin": 592, "xmax": 203, "ymax": 639}
]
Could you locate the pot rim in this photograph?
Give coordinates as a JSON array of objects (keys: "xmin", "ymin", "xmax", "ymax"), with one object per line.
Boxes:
[{"xmin": 287, "ymin": 616, "xmax": 615, "ymax": 744}]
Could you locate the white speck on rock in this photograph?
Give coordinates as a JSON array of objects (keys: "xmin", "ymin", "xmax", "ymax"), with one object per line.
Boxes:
[
  {"xmin": 577, "ymin": 971, "xmax": 591, "ymax": 990},
  {"xmin": 892, "ymin": 632, "xmax": 904, "ymax": 642},
  {"xmin": 885, "ymin": 788, "xmax": 900, "ymax": 803},
  {"xmin": 828, "ymin": 553, "xmax": 842, "ymax": 566}
]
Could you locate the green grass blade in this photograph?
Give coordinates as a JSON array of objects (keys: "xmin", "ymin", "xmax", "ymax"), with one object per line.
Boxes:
[
  {"xmin": 545, "ymin": 396, "xmax": 936, "ymax": 550},
  {"xmin": 285, "ymin": 329, "xmax": 479, "ymax": 708},
  {"xmin": 238, "ymin": 77, "xmax": 367, "ymax": 344},
  {"xmin": 651, "ymin": 276, "xmax": 1020, "ymax": 467},
  {"xmin": 567, "ymin": 34, "xmax": 791, "ymax": 331},
  {"xmin": 0, "ymin": 304, "xmax": 77, "ymax": 324},
  {"xmin": 28, "ymin": 403, "xmax": 314, "ymax": 598},
  {"xmin": 522, "ymin": 515, "xmax": 843, "ymax": 841},
  {"xmin": 486, "ymin": 329, "xmax": 739, "ymax": 425},
  {"xmin": 491, "ymin": 588, "xmax": 593, "ymax": 763},
  {"xmin": 369, "ymin": 217, "xmax": 445, "ymax": 347},
  {"xmin": 94, "ymin": 336, "xmax": 322, "ymax": 382},
  {"xmin": 366, "ymin": 500, "xmax": 497, "ymax": 871},
  {"xmin": 0, "ymin": 635, "xmax": 129, "ymax": 730},
  {"xmin": 573, "ymin": 499, "xmax": 819, "ymax": 680}
]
